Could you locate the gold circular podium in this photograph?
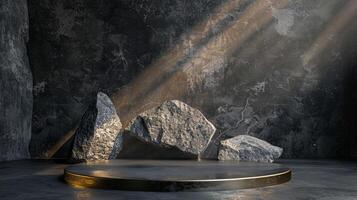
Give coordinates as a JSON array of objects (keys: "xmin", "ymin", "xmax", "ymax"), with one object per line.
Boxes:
[{"xmin": 64, "ymin": 160, "xmax": 291, "ymax": 191}]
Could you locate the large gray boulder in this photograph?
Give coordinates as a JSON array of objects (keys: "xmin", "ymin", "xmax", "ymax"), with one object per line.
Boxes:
[
  {"xmin": 124, "ymin": 100, "xmax": 216, "ymax": 158},
  {"xmin": 0, "ymin": 0, "xmax": 32, "ymax": 161},
  {"xmin": 218, "ymin": 135, "xmax": 283, "ymax": 162},
  {"xmin": 71, "ymin": 92, "xmax": 123, "ymax": 161}
]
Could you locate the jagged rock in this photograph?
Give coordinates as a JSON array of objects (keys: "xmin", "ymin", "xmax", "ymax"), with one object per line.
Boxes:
[
  {"xmin": 124, "ymin": 100, "xmax": 216, "ymax": 158},
  {"xmin": 218, "ymin": 135, "xmax": 283, "ymax": 162},
  {"xmin": 71, "ymin": 92, "xmax": 122, "ymax": 161},
  {"xmin": 0, "ymin": 0, "xmax": 32, "ymax": 161}
]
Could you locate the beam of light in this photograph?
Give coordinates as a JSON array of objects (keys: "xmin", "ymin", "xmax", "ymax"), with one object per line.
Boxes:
[
  {"xmin": 44, "ymin": 0, "xmax": 289, "ymax": 158},
  {"xmin": 112, "ymin": 0, "xmax": 289, "ymax": 125},
  {"xmin": 111, "ymin": 0, "xmax": 259, "ymax": 122},
  {"xmin": 42, "ymin": 128, "xmax": 76, "ymax": 158},
  {"xmin": 42, "ymin": 0, "xmax": 244, "ymax": 159},
  {"xmin": 302, "ymin": 0, "xmax": 357, "ymax": 67}
]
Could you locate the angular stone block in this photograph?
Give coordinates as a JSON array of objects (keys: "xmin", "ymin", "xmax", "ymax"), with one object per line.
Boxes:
[
  {"xmin": 218, "ymin": 135, "xmax": 283, "ymax": 162},
  {"xmin": 124, "ymin": 100, "xmax": 216, "ymax": 158},
  {"xmin": 71, "ymin": 92, "xmax": 122, "ymax": 161}
]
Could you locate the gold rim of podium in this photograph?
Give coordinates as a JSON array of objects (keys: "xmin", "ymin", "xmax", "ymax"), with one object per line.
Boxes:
[{"xmin": 64, "ymin": 164, "xmax": 291, "ymax": 191}]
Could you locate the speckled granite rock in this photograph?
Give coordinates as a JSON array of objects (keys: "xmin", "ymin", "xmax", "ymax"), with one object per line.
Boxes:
[
  {"xmin": 218, "ymin": 135, "xmax": 283, "ymax": 162},
  {"xmin": 125, "ymin": 100, "xmax": 216, "ymax": 158},
  {"xmin": 71, "ymin": 92, "xmax": 122, "ymax": 161},
  {"xmin": 0, "ymin": 0, "xmax": 32, "ymax": 161}
]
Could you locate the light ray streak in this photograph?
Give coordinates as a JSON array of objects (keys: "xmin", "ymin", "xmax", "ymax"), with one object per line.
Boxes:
[
  {"xmin": 302, "ymin": 0, "xmax": 357, "ymax": 66},
  {"xmin": 45, "ymin": 0, "xmax": 289, "ymax": 158}
]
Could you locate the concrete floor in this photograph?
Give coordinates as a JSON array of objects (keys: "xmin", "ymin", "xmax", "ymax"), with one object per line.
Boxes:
[{"xmin": 0, "ymin": 159, "xmax": 356, "ymax": 200}]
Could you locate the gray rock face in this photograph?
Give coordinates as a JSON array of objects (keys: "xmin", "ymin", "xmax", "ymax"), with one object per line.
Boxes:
[
  {"xmin": 71, "ymin": 92, "xmax": 122, "ymax": 161},
  {"xmin": 125, "ymin": 100, "xmax": 216, "ymax": 158},
  {"xmin": 0, "ymin": 0, "xmax": 32, "ymax": 161},
  {"xmin": 218, "ymin": 135, "xmax": 283, "ymax": 162}
]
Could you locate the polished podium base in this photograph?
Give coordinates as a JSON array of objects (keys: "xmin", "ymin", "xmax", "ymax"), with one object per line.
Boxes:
[{"xmin": 64, "ymin": 159, "xmax": 291, "ymax": 191}]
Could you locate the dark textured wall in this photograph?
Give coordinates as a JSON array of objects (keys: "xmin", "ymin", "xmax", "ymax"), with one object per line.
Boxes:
[
  {"xmin": 28, "ymin": 0, "xmax": 357, "ymax": 159},
  {"xmin": 28, "ymin": 0, "xmax": 152, "ymax": 157},
  {"xmin": 0, "ymin": 0, "xmax": 32, "ymax": 161}
]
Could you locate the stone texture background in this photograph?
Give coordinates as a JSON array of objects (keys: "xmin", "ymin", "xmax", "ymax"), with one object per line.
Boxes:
[
  {"xmin": 27, "ymin": 0, "xmax": 357, "ymax": 159},
  {"xmin": 0, "ymin": 0, "xmax": 32, "ymax": 161}
]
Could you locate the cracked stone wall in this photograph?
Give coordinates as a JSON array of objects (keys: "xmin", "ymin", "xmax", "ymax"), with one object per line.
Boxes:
[
  {"xmin": 0, "ymin": 0, "xmax": 32, "ymax": 161},
  {"xmin": 29, "ymin": 0, "xmax": 357, "ymax": 158}
]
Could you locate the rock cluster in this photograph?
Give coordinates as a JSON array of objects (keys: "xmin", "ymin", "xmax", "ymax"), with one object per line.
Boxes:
[{"xmin": 71, "ymin": 95, "xmax": 282, "ymax": 163}]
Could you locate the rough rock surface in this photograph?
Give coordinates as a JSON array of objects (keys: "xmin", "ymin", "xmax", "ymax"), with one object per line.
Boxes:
[
  {"xmin": 0, "ymin": 0, "xmax": 32, "ymax": 161},
  {"xmin": 218, "ymin": 135, "xmax": 283, "ymax": 162},
  {"xmin": 125, "ymin": 100, "xmax": 216, "ymax": 158},
  {"xmin": 71, "ymin": 92, "xmax": 122, "ymax": 161}
]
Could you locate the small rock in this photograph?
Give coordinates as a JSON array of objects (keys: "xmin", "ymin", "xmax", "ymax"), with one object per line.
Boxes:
[
  {"xmin": 124, "ymin": 100, "xmax": 216, "ymax": 158},
  {"xmin": 218, "ymin": 135, "xmax": 283, "ymax": 162},
  {"xmin": 71, "ymin": 92, "xmax": 123, "ymax": 161}
]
